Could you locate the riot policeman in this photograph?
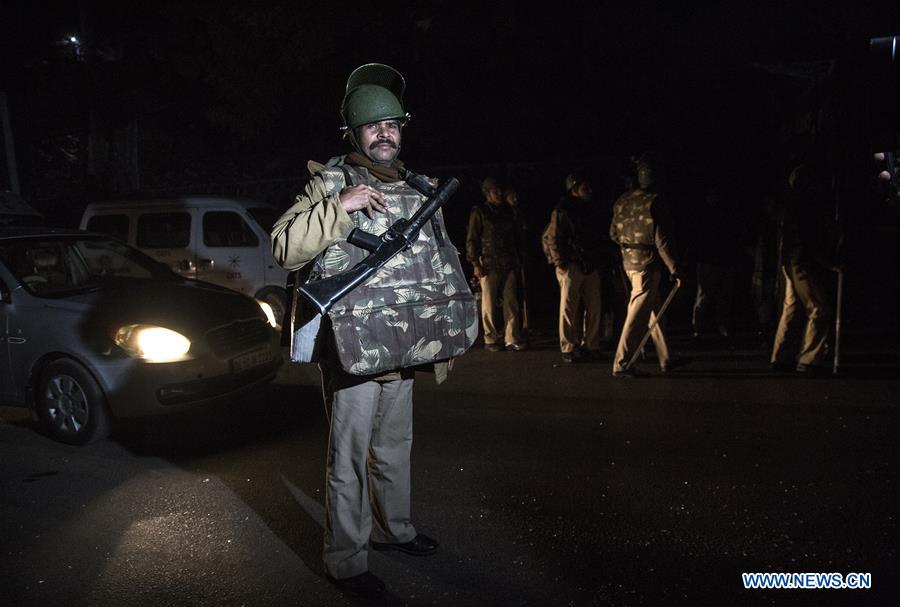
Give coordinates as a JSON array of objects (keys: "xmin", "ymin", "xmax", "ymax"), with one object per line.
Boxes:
[
  {"xmin": 271, "ymin": 63, "xmax": 477, "ymax": 597},
  {"xmin": 610, "ymin": 160, "xmax": 684, "ymax": 376}
]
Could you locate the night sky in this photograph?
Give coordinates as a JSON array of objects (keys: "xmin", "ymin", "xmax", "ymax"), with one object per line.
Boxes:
[{"xmin": 1, "ymin": 1, "xmax": 898, "ymax": 211}]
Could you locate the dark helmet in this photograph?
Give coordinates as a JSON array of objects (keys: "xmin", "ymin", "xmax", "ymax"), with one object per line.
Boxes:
[
  {"xmin": 788, "ymin": 164, "xmax": 814, "ymax": 193},
  {"xmin": 631, "ymin": 152, "xmax": 659, "ymax": 190},
  {"xmin": 565, "ymin": 170, "xmax": 589, "ymax": 193},
  {"xmin": 636, "ymin": 162, "xmax": 655, "ymax": 190},
  {"xmin": 340, "ymin": 63, "xmax": 409, "ymax": 132},
  {"xmin": 481, "ymin": 177, "xmax": 501, "ymax": 196}
]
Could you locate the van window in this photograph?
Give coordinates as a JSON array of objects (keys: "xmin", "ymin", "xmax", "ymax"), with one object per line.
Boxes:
[
  {"xmin": 86, "ymin": 214, "xmax": 129, "ymax": 242},
  {"xmin": 203, "ymin": 211, "xmax": 259, "ymax": 247},
  {"xmin": 137, "ymin": 213, "xmax": 191, "ymax": 248}
]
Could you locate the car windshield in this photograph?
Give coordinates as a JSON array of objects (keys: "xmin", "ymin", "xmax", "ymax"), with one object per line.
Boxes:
[{"xmin": 0, "ymin": 235, "xmax": 177, "ymax": 297}]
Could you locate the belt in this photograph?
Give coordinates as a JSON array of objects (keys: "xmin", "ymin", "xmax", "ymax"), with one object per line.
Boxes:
[{"xmin": 621, "ymin": 242, "xmax": 654, "ymax": 251}]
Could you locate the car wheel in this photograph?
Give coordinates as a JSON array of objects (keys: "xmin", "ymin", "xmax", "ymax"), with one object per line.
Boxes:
[
  {"xmin": 257, "ymin": 287, "xmax": 287, "ymax": 332},
  {"xmin": 36, "ymin": 359, "xmax": 110, "ymax": 445}
]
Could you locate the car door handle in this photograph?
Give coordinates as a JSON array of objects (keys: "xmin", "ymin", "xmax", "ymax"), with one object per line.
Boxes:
[
  {"xmin": 198, "ymin": 258, "xmax": 214, "ymax": 270},
  {"xmin": 8, "ymin": 337, "xmax": 26, "ymax": 344}
]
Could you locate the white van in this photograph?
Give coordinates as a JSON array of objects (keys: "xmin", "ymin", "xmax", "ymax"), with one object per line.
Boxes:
[{"xmin": 80, "ymin": 197, "xmax": 288, "ymax": 327}]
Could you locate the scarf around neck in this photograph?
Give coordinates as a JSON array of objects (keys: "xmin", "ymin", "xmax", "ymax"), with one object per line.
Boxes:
[{"xmin": 345, "ymin": 151, "xmax": 405, "ymax": 183}]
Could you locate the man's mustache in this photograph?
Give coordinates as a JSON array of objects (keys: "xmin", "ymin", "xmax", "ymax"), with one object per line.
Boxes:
[{"xmin": 370, "ymin": 139, "xmax": 398, "ymax": 150}]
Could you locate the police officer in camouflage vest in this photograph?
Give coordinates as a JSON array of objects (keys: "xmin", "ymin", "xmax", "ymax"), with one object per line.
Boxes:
[
  {"xmin": 466, "ymin": 177, "xmax": 526, "ymax": 351},
  {"xmin": 271, "ymin": 63, "xmax": 477, "ymax": 598},
  {"xmin": 610, "ymin": 160, "xmax": 684, "ymax": 377}
]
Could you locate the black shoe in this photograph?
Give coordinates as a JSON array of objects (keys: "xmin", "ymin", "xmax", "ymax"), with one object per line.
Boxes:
[
  {"xmin": 561, "ymin": 352, "xmax": 576, "ymax": 364},
  {"xmin": 327, "ymin": 571, "xmax": 386, "ymax": 598},
  {"xmin": 506, "ymin": 342, "xmax": 527, "ymax": 351},
  {"xmin": 796, "ymin": 363, "xmax": 830, "ymax": 377},
  {"xmin": 485, "ymin": 343, "xmax": 503, "ymax": 352},
  {"xmin": 660, "ymin": 356, "xmax": 690, "ymax": 373},
  {"xmin": 612, "ymin": 366, "xmax": 649, "ymax": 378},
  {"xmin": 371, "ymin": 533, "xmax": 439, "ymax": 556}
]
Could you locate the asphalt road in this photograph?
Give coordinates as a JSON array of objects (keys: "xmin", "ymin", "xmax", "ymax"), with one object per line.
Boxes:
[{"xmin": 1, "ymin": 331, "xmax": 898, "ymax": 606}]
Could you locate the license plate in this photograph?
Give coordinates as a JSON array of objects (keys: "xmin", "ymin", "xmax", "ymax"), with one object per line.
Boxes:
[{"xmin": 231, "ymin": 348, "xmax": 273, "ymax": 374}]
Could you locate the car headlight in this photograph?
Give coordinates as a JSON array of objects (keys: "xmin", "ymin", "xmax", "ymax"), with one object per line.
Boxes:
[
  {"xmin": 257, "ymin": 300, "xmax": 277, "ymax": 328},
  {"xmin": 114, "ymin": 325, "xmax": 192, "ymax": 362}
]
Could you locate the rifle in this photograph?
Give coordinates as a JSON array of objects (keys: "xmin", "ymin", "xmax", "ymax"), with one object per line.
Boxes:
[{"xmin": 298, "ymin": 168, "xmax": 460, "ymax": 315}]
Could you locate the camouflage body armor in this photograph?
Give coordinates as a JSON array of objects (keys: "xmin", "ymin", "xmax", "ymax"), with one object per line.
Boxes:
[
  {"xmin": 312, "ymin": 164, "xmax": 478, "ymax": 375},
  {"xmin": 612, "ymin": 189, "xmax": 659, "ymax": 271}
]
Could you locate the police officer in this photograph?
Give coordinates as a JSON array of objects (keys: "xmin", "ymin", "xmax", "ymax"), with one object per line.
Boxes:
[
  {"xmin": 466, "ymin": 177, "xmax": 526, "ymax": 351},
  {"xmin": 770, "ymin": 164, "xmax": 835, "ymax": 374},
  {"xmin": 691, "ymin": 184, "xmax": 739, "ymax": 339},
  {"xmin": 504, "ymin": 184, "xmax": 532, "ymax": 336},
  {"xmin": 544, "ymin": 171, "xmax": 604, "ymax": 363},
  {"xmin": 610, "ymin": 159, "xmax": 684, "ymax": 376},
  {"xmin": 271, "ymin": 63, "xmax": 477, "ymax": 597}
]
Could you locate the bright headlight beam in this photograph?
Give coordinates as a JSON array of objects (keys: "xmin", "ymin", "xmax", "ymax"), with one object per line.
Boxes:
[
  {"xmin": 136, "ymin": 327, "xmax": 191, "ymax": 361},
  {"xmin": 257, "ymin": 300, "xmax": 277, "ymax": 328},
  {"xmin": 115, "ymin": 325, "xmax": 191, "ymax": 362}
]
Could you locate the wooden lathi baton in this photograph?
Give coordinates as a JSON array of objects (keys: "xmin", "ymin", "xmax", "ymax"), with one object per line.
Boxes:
[{"xmin": 623, "ymin": 283, "xmax": 680, "ymax": 372}]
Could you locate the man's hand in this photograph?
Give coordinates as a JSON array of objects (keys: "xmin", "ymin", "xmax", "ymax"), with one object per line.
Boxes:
[{"xmin": 339, "ymin": 184, "xmax": 387, "ymax": 218}]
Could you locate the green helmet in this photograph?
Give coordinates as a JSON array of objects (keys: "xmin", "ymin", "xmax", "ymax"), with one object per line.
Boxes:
[{"xmin": 341, "ymin": 63, "xmax": 409, "ymax": 131}]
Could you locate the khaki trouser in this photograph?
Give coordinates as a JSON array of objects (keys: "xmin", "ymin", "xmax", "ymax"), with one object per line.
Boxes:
[
  {"xmin": 320, "ymin": 364, "xmax": 417, "ymax": 579},
  {"xmin": 480, "ymin": 268, "xmax": 522, "ymax": 346},
  {"xmin": 771, "ymin": 264, "xmax": 832, "ymax": 367},
  {"xmin": 692, "ymin": 262, "xmax": 735, "ymax": 334},
  {"xmin": 613, "ymin": 267, "xmax": 671, "ymax": 371},
  {"xmin": 555, "ymin": 266, "xmax": 602, "ymax": 353}
]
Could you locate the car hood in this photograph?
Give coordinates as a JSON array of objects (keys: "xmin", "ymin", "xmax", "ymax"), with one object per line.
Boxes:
[{"xmin": 42, "ymin": 279, "xmax": 265, "ymax": 337}]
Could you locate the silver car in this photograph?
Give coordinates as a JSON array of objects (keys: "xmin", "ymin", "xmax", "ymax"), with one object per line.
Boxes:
[{"xmin": 0, "ymin": 228, "xmax": 283, "ymax": 444}]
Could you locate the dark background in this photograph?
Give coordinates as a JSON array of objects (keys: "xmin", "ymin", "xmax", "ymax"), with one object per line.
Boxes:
[{"xmin": 2, "ymin": 0, "xmax": 899, "ymax": 326}]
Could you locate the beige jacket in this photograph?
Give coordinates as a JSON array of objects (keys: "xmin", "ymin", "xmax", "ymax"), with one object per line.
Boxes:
[{"xmin": 271, "ymin": 162, "xmax": 354, "ymax": 271}]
